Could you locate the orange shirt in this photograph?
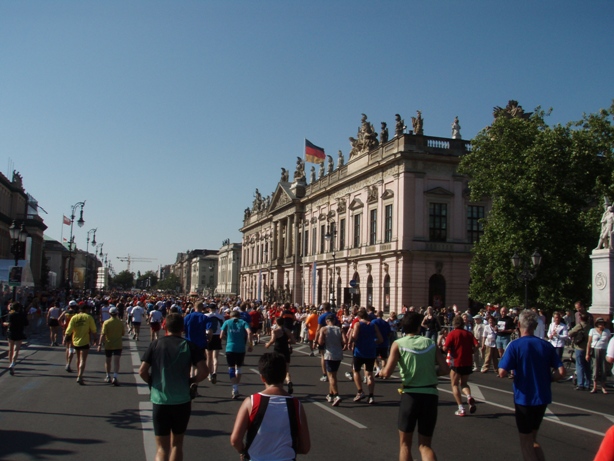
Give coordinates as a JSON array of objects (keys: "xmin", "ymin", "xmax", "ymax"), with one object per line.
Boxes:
[{"xmin": 305, "ymin": 313, "xmax": 319, "ymax": 339}]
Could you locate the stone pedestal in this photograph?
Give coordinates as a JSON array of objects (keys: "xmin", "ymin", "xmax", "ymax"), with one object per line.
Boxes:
[{"xmin": 589, "ymin": 249, "xmax": 614, "ymax": 322}]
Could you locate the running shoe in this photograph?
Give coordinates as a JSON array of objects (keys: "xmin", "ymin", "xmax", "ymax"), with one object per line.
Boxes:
[
  {"xmin": 9, "ymin": 367, "xmax": 14, "ymax": 376},
  {"xmin": 367, "ymin": 396, "xmax": 375, "ymax": 405},
  {"xmin": 104, "ymin": 375, "xmax": 111, "ymax": 383},
  {"xmin": 112, "ymin": 378, "xmax": 119, "ymax": 386},
  {"xmin": 326, "ymin": 394, "xmax": 333, "ymax": 403},
  {"xmin": 468, "ymin": 397, "xmax": 476, "ymax": 414},
  {"xmin": 332, "ymin": 396, "xmax": 342, "ymax": 407},
  {"xmin": 231, "ymin": 390, "xmax": 240, "ymax": 400},
  {"xmin": 455, "ymin": 408, "xmax": 466, "ymax": 417},
  {"xmin": 320, "ymin": 374, "xmax": 328, "ymax": 382},
  {"xmin": 345, "ymin": 371, "xmax": 353, "ymax": 380},
  {"xmin": 309, "ymin": 352, "xmax": 315, "ymax": 357},
  {"xmin": 190, "ymin": 383, "xmax": 198, "ymax": 400},
  {"xmin": 65, "ymin": 364, "xmax": 72, "ymax": 373},
  {"xmin": 211, "ymin": 373, "xmax": 217, "ymax": 385},
  {"xmin": 76, "ymin": 377, "xmax": 85, "ymax": 385},
  {"xmin": 353, "ymin": 392, "xmax": 365, "ymax": 402}
]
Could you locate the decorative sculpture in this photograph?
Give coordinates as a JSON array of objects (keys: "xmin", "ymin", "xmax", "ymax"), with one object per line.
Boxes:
[
  {"xmin": 395, "ymin": 114, "xmax": 406, "ymax": 137},
  {"xmin": 281, "ymin": 167, "xmax": 289, "ymax": 182},
  {"xmin": 411, "ymin": 110, "xmax": 424, "ymax": 135},
  {"xmin": 493, "ymin": 100, "xmax": 532, "ymax": 120},
  {"xmin": 451, "ymin": 116, "xmax": 461, "ymax": 139},
  {"xmin": 252, "ymin": 189, "xmax": 262, "ymax": 210},
  {"xmin": 597, "ymin": 201, "xmax": 614, "ymax": 249},
  {"xmin": 348, "ymin": 113, "xmax": 379, "ymax": 158},
  {"xmin": 337, "ymin": 150, "xmax": 344, "ymax": 168},
  {"xmin": 326, "ymin": 155, "xmax": 334, "ymax": 175},
  {"xmin": 310, "ymin": 166, "xmax": 316, "ymax": 183},
  {"xmin": 293, "ymin": 156, "xmax": 306, "ymax": 181},
  {"xmin": 380, "ymin": 122, "xmax": 389, "ymax": 144},
  {"xmin": 319, "ymin": 161, "xmax": 325, "ymax": 179}
]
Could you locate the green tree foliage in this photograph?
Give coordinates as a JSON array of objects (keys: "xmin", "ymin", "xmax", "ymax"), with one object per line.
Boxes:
[
  {"xmin": 111, "ymin": 270, "xmax": 135, "ymax": 290},
  {"xmin": 459, "ymin": 102, "xmax": 614, "ymax": 310},
  {"xmin": 154, "ymin": 273, "xmax": 181, "ymax": 292},
  {"xmin": 136, "ymin": 270, "xmax": 158, "ymax": 289}
]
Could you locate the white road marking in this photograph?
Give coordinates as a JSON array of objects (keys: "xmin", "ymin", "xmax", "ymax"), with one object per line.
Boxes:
[
  {"xmin": 544, "ymin": 408, "xmax": 560, "ymax": 421},
  {"xmin": 306, "ymin": 399, "xmax": 368, "ymax": 429},
  {"xmin": 438, "ymin": 387, "xmax": 606, "ymax": 437},
  {"xmin": 139, "ymin": 401, "xmax": 156, "ymax": 461}
]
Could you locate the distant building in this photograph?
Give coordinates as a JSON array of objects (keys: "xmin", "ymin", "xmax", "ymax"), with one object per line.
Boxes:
[
  {"xmin": 216, "ymin": 240, "xmax": 242, "ymax": 296},
  {"xmin": 190, "ymin": 253, "xmax": 218, "ymax": 295},
  {"xmin": 240, "ymin": 114, "xmax": 490, "ymax": 311}
]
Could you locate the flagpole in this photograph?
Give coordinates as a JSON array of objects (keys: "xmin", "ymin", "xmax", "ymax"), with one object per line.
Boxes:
[{"xmin": 61, "ymin": 216, "xmax": 64, "ymax": 244}]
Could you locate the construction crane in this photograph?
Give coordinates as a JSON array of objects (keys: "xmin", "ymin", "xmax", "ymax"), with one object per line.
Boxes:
[{"xmin": 116, "ymin": 254, "xmax": 157, "ymax": 272}]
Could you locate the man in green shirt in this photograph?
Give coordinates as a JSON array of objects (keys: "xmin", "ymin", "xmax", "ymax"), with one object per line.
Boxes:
[
  {"xmin": 139, "ymin": 313, "xmax": 208, "ymax": 461},
  {"xmin": 98, "ymin": 306, "xmax": 125, "ymax": 386},
  {"xmin": 65, "ymin": 303, "xmax": 97, "ymax": 385},
  {"xmin": 381, "ymin": 312, "xmax": 450, "ymax": 461}
]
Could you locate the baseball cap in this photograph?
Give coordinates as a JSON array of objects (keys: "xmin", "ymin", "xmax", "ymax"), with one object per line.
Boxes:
[
  {"xmin": 109, "ymin": 307, "xmax": 118, "ymax": 315},
  {"xmin": 69, "ymin": 300, "xmax": 78, "ymax": 307}
]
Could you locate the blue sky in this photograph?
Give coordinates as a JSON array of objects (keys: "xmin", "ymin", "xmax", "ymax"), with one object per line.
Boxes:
[{"xmin": 2, "ymin": 1, "xmax": 612, "ymax": 275}]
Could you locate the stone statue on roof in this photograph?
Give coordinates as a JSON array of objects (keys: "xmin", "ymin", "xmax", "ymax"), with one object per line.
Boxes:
[
  {"xmin": 349, "ymin": 113, "xmax": 379, "ymax": 158},
  {"xmin": 327, "ymin": 155, "xmax": 334, "ymax": 175},
  {"xmin": 451, "ymin": 116, "xmax": 461, "ymax": 139},
  {"xmin": 411, "ymin": 110, "xmax": 424, "ymax": 135},
  {"xmin": 281, "ymin": 167, "xmax": 289, "ymax": 182},
  {"xmin": 294, "ymin": 157, "xmax": 305, "ymax": 181},
  {"xmin": 337, "ymin": 150, "xmax": 344, "ymax": 168},
  {"xmin": 395, "ymin": 114, "xmax": 406, "ymax": 137}
]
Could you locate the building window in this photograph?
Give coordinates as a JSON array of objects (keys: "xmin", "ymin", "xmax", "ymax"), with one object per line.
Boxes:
[
  {"xmin": 304, "ymin": 229, "xmax": 309, "ymax": 256},
  {"xmin": 353, "ymin": 214, "xmax": 361, "ymax": 248},
  {"xmin": 467, "ymin": 205, "xmax": 485, "ymax": 243},
  {"xmin": 339, "ymin": 218, "xmax": 346, "ymax": 250},
  {"xmin": 429, "ymin": 203, "xmax": 447, "ymax": 242},
  {"xmin": 369, "ymin": 209, "xmax": 377, "ymax": 245},
  {"xmin": 330, "ymin": 222, "xmax": 336, "ymax": 252},
  {"xmin": 311, "ymin": 228, "xmax": 316, "ymax": 255},
  {"xmin": 320, "ymin": 224, "xmax": 326, "ymax": 253},
  {"xmin": 384, "ymin": 204, "xmax": 393, "ymax": 243}
]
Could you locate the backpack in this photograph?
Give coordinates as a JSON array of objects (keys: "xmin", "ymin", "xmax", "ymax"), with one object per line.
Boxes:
[
  {"xmin": 244, "ymin": 393, "xmax": 300, "ymax": 460},
  {"xmin": 572, "ymin": 325, "xmax": 586, "ymax": 346}
]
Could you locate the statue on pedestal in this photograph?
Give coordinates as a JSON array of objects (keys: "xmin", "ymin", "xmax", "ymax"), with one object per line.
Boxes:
[
  {"xmin": 451, "ymin": 116, "xmax": 462, "ymax": 139},
  {"xmin": 395, "ymin": 114, "xmax": 406, "ymax": 137},
  {"xmin": 293, "ymin": 157, "xmax": 305, "ymax": 181},
  {"xmin": 337, "ymin": 150, "xmax": 344, "ymax": 168},
  {"xmin": 310, "ymin": 166, "xmax": 316, "ymax": 183},
  {"xmin": 411, "ymin": 110, "xmax": 424, "ymax": 135},
  {"xmin": 597, "ymin": 203, "xmax": 614, "ymax": 249},
  {"xmin": 380, "ymin": 122, "xmax": 389, "ymax": 144},
  {"xmin": 326, "ymin": 155, "xmax": 334, "ymax": 175},
  {"xmin": 281, "ymin": 167, "xmax": 289, "ymax": 182},
  {"xmin": 348, "ymin": 113, "xmax": 379, "ymax": 158},
  {"xmin": 319, "ymin": 161, "xmax": 325, "ymax": 179}
]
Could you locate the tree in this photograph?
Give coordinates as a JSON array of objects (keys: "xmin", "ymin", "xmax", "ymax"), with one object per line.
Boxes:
[
  {"xmin": 459, "ymin": 101, "xmax": 614, "ymax": 310},
  {"xmin": 111, "ymin": 270, "xmax": 135, "ymax": 290},
  {"xmin": 136, "ymin": 270, "xmax": 158, "ymax": 289},
  {"xmin": 154, "ymin": 273, "xmax": 181, "ymax": 292}
]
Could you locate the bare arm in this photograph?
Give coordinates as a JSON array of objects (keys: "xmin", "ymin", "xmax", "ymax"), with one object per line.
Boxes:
[
  {"xmin": 194, "ymin": 359, "xmax": 209, "ymax": 383},
  {"xmin": 380, "ymin": 342, "xmax": 399, "ymax": 378},
  {"xmin": 230, "ymin": 397, "xmax": 251, "ymax": 454},
  {"xmin": 265, "ymin": 328, "xmax": 278, "ymax": 348},
  {"xmin": 139, "ymin": 361, "xmax": 151, "ymax": 384},
  {"xmin": 551, "ymin": 365, "xmax": 566, "ymax": 382},
  {"xmin": 435, "ymin": 348, "xmax": 450, "ymax": 376},
  {"xmin": 374, "ymin": 324, "xmax": 383, "ymax": 345}
]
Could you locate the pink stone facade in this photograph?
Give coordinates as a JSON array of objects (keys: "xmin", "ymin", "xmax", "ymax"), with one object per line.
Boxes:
[{"xmin": 240, "ymin": 132, "xmax": 490, "ymax": 313}]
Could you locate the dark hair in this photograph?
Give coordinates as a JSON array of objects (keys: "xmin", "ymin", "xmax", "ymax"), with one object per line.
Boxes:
[
  {"xmin": 9, "ymin": 302, "xmax": 22, "ymax": 313},
  {"xmin": 275, "ymin": 317, "xmax": 284, "ymax": 326},
  {"xmin": 452, "ymin": 315, "xmax": 464, "ymax": 329},
  {"xmin": 258, "ymin": 352, "xmax": 287, "ymax": 385},
  {"xmin": 401, "ymin": 312, "xmax": 423, "ymax": 334},
  {"xmin": 165, "ymin": 313, "xmax": 184, "ymax": 334}
]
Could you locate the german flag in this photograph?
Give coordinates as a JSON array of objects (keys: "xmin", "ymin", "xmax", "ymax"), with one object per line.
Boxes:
[{"xmin": 305, "ymin": 139, "xmax": 326, "ymax": 164}]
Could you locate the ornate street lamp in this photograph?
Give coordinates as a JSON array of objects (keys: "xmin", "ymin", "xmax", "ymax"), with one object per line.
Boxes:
[
  {"xmin": 9, "ymin": 221, "xmax": 28, "ymax": 302},
  {"xmin": 85, "ymin": 228, "xmax": 97, "ymax": 291},
  {"xmin": 511, "ymin": 249, "xmax": 542, "ymax": 310},
  {"xmin": 325, "ymin": 222, "xmax": 338, "ymax": 309},
  {"xmin": 66, "ymin": 201, "xmax": 85, "ymax": 294}
]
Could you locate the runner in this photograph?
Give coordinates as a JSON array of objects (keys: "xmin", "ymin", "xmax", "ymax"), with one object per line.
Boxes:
[
  {"xmin": 265, "ymin": 317, "xmax": 296, "ymax": 394},
  {"xmin": 47, "ymin": 301, "xmax": 61, "ymax": 346},
  {"xmin": 318, "ymin": 314, "xmax": 346, "ymax": 406},
  {"xmin": 98, "ymin": 306, "xmax": 125, "ymax": 385},
  {"xmin": 221, "ymin": 310, "xmax": 253, "ymax": 399},
  {"xmin": 65, "ymin": 303, "xmax": 97, "ymax": 385},
  {"xmin": 149, "ymin": 306, "xmax": 164, "ymax": 341},
  {"xmin": 351, "ymin": 308, "xmax": 383, "ymax": 404},
  {"xmin": 205, "ymin": 303, "xmax": 225, "ymax": 384}
]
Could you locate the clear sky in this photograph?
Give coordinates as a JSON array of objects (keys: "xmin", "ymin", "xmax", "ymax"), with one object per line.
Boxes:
[{"xmin": 2, "ymin": 1, "xmax": 612, "ymax": 275}]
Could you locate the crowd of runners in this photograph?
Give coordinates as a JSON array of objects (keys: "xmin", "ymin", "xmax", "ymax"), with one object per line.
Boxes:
[{"xmin": 2, "ymin": 292, "xmax": 614, "ymax": 460}]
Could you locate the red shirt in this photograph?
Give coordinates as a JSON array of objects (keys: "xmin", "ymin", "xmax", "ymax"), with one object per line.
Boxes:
[
  {"xmin": 249, "ymin": 310, "xmax": 262, "ymax": 328},
  {"xmin": 444, "ymin": 328, "xmax": 477, "ymax": 367}
]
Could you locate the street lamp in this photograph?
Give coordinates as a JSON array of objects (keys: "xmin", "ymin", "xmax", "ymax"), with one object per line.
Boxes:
[
  {"xmin": 324, "ymin": 222, "xmax": 337, "ymax": 309},
  {"xmin": 9, "ymin": 221, "xmax": 28, "ymax": 302},
  {"xmin": 66, "ymin": 201, "xmax": 85, "ymax": 294},
  {"xmin": 85, "ymin": 228, "xmax": 97, "ymax": 291},
  {"xmin": 511, "ymin": 249, "xmax": 542, "ymax": 310}
]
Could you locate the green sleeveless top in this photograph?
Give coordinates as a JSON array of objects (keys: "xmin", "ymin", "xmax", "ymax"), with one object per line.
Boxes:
[{"xmin": 396, "ymin": 335, "xmax": 439, "ymax": 395}]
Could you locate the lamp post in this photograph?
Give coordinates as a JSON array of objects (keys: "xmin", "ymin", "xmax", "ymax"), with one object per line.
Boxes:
[
  {"xmin": 85, "ymin": 228, "xmax": 97, "ymax": 291},
  {"xmin": 511, "ymin": 249, "xmax": 542, "ymax": 310},
  {"xmin": 9, "ymin": 221, "xmax": 28, "ymax": 302},
  {"xmin": 66, "ymin": 201, "xmax": 85, "ymax": 294},
  {"xmin": 324, "ymin": 222, "xmax": 337, "ymax": 309}
]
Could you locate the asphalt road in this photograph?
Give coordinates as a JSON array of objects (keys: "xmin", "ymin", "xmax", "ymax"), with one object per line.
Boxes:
[{"xmin": 0, "ymin": 326, "xmax": 611, "ymax": 461}]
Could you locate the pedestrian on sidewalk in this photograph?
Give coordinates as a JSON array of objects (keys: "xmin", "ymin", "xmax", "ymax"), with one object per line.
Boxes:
[{"xmin": 3, "ymin": 302, "xmax": 28, "ymax": 375}]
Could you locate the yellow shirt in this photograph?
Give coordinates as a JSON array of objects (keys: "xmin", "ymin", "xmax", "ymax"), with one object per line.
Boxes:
[
  {"xmin": 101, "ymin": 317, "xmax": 125, "ymax": 350},
  {"xmin": 66, "ymin": 313, "xmax": 97, "ymax": 347}
]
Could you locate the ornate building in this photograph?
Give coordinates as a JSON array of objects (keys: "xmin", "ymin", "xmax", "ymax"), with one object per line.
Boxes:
[{"xmin": 240, "ymin": 114, "xmax": 489, "ymax": 312}]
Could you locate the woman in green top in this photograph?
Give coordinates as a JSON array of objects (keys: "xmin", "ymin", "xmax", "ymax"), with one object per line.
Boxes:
[{"xmin": 381, "ymin": 312, "xmax": 449, "ymax": 461}]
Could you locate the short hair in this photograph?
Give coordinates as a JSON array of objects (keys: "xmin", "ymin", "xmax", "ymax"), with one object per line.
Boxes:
[
  {"xmin": 275, "ymin": 317, "xmax": 284, "ymax": 326},
  {"xmin": 356, "ymin": 307, "xmax": 368, "ymax": 319},
  {"xmin": 518, "ymin": 309, "xmax": 538, "ymax": 332},
  {"xmin": 401, "ymin": 312, "xmax": 423, "ymax": 334},
  {"xmin": 9, "ymin": 302, "xmax": 22, "ymax": 312},
  {"xmin": 258, "ymin": 352, "xmax": 287, "ymax": 385},
  {"xmin": 452, "ymin": 315, "xmax": 465, "ymax": 329},
  {"xmin": 165, "ymin": 313, "xmax": 184, "ymax": 334}
]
